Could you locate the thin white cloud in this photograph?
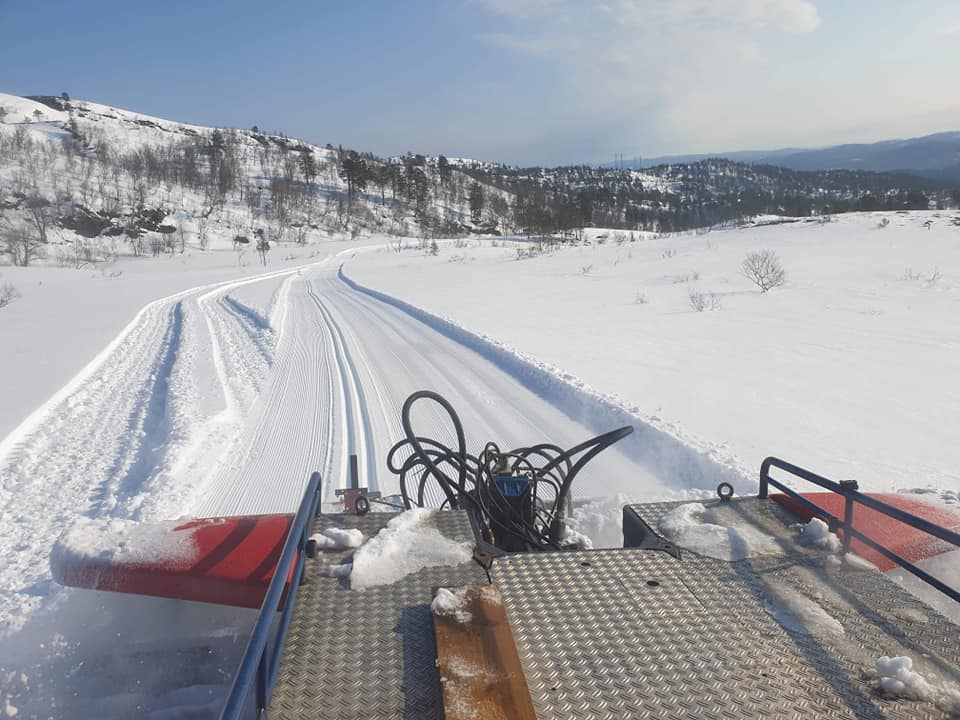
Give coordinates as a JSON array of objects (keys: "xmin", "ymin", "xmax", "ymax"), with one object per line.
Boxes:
[{"xmin": 474, "ymin": 0, "xmax": 829, "ymax": 153}]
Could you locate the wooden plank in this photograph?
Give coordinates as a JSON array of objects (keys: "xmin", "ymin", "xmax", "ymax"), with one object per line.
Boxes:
[{"xmin": 432, "ymin": 584, "xmax": 537, "ymax": 720}]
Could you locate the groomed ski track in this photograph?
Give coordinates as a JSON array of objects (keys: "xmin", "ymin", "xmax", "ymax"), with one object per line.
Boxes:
[
  {"xmin": 0, "ymin": 249, "xmax": 723, "ymax": 716},
  {"xmin": 0, "ymin": 252, "xmax": 674, "ymax": 643}
]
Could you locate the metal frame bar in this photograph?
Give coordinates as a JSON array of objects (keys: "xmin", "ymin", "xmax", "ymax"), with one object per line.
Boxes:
[
  {"xmin": 759, "ymin": 457, "xmax": 959, "ymax": 604},
  {"xmin": 219, "ymin": 471, "xmax": 323, "ymax": 720}
]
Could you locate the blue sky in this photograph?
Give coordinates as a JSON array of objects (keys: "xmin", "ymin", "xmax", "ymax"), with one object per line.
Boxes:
[{"xmin": 1, "ymin": 0, "xmax": 959, "ymax": 166}]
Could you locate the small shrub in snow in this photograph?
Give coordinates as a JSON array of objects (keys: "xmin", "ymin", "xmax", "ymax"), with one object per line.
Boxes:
[
  {"xmin": 741, "ymin": 249, "xmax": 787, "ymax": 292},
  {"xmin": 634, "ymin": 291, "xmax": 649, "ymax": 305},
  {"xmin": 902, "ymin": 267, "xmax": 923, "ymax": 281},
  {"xmin": 661, "ymin": 248, "xmax": 677, "ymax": 259},
  {"xmin": 0, "ymin": 280, "xmax": 21, "ymax": 309},
  {"xmin": 581, "ymin": 264, "xmax": 592, "ymax": 276},
  {"xmin": 927, "ymin": 266, "xmax": 942, "ymax": 285},
  {"xmin": 878, "ymin": 217, "xmax": 890, "ymax": 228},
  {"xmin": 673, "ymin": 270, "xmax": 700, "ymax": 284},
  {"xmin": 689, "ymin": 290, "xmax": 721, "ymax": 312}
]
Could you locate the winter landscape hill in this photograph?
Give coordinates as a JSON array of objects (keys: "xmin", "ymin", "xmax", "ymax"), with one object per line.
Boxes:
[
  {"xmin": 1, "ymin": 91, "xmax": 959, "ymax": 717},
  {"xmin": 644, "ymin": 131, "xmax": 960, "ymax": 180}
]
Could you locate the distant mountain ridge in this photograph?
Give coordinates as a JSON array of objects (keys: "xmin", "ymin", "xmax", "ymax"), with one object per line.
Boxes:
[{"xmin": 642, "ymin": 131, "xmax": 960, "ymax": 180}]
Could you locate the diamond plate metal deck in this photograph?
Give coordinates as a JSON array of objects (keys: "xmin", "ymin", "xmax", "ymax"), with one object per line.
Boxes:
[
  {"xmin": 269, "ymin": 500, "xmax": 959, "ymax": 720},
  {"xmin": 268, "ymin": 511, "xmax": 486, "ymax": 720},
  {"xmin": 491, "ymin": 498, "xmax": 959, "ymax": 720}
]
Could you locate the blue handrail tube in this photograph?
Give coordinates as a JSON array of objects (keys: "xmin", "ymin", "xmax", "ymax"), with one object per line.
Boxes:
[{"xmin": 219, "ymin": 471, "xmax": 323, "ymax": 720}]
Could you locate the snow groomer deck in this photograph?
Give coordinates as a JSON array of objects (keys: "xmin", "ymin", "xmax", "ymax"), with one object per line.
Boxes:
[
  {"xmin": 213, "ymin": 393, "xmax": 960, "ymax": 720},
  {"xmin": 53, "ymin": 391, "xmax": 960, "ymax": 719}
]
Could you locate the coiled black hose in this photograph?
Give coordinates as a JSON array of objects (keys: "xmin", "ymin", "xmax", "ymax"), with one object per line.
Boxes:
[{"xmin": 386, "ymin": 390, "xmax": 633, "ymax": 551}]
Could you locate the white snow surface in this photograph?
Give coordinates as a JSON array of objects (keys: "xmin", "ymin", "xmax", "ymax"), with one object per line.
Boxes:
[
  {"xmin": 309, "ymin": 527, "xmax": 365, "ymax": 550},
  {"xmin": 347, "ymin": 212, "xmax": 960, "ymax": 496},
  {"xmin": 347, "ymin": 509, "xmax": 473, "ymax": 590},
  {"xmin": 50, "ymin": 517, "xmax": 197, "ymax": 575},
  {"xmin": 658, "ymin": 502, "xmax": 781, "ymax": 561},
  {"xmin": 793, "ymin": 517, "xmax": 841, "ymax": 552},
  {"xmin": 887, "ymin": 549, "xmax": 960, "ymax": 625},
  {"xmin": 869, "ymin": 654, "xmax": 960, "ymax": 714}
]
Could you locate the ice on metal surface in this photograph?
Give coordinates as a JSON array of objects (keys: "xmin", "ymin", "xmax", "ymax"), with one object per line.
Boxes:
[
  {"xmin": 348, "ymin": 508, "xmax": 473, "ymax": 590},
  {"xmin": 658, "ymin": 501, "xmax": 781, "ymax": 560}
]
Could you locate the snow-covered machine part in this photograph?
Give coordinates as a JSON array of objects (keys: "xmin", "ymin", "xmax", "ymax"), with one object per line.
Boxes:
[
  {"xmin": 243, "ymin": 490, "xmax": 960, "ymax": 720},
  {"xmin": 51, "ymin": 512, "xmax": 297, "ymax": 609}
]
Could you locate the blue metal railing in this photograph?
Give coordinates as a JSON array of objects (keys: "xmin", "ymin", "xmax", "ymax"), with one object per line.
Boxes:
[
  {"xmin": 219, "ymin": 471, "xmax": 323, "ymax": 720},
  {"xmin": 760, "ymin": 457, "xmax": 960, "ymax": 604}
]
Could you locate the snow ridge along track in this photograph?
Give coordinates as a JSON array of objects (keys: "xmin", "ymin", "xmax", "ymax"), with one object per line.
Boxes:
[{"xmin": 0, "ymin": 260, "xmax": 327, "ymax": 640}]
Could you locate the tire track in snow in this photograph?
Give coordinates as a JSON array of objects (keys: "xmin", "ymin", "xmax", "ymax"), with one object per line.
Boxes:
[
  {"xmin": 0, "ymin": 261, "xmax": 327, "ymax": 640},
  {"xmin": 90, "ymin": 301, "xmax": 185, "ymax": 516}
]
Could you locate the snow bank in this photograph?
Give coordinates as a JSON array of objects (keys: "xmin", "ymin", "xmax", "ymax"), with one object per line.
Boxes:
[
  {"xmin": 50, "ymin": 517, "xmax": 197, "ymax": 577},
  {"xmin": 658, "ymin": 503, "xmax": 780, "ymax": 561},
  {"xmin": 793, "ymin": 517, "xmax": 841, "ymax": 552},
  {"xmin": 344, "ymin": 509, "xmax": 473, "ymax": 589},
  {"xmin": 339, "ymin": 267, "xmax": 751, "ymax": 494},
  {"xmin": 309, "ymin": 527, "xmax": 364, "ymax": 551}
]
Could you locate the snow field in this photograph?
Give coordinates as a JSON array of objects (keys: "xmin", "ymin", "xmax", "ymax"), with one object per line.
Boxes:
[{"xmin": 346, "ymin": 212, "xmax": 960, "ymax": 496}]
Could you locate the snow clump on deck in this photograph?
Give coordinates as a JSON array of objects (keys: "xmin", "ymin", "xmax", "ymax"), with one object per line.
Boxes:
[
  {"xmin": 873, "ymin": 656, "xmax": 936, "ymax": 701},
  {"xmin": 869, "ymin": 655, "xmax": 960, "ymax": 713},
  {"xmin": 432, "ymin": 587, "xmax": 472, "ymax": 623},
  {"xmin": 309, "ymin": 527, "xmax": 364, "ymax": 550},
  {"xmin": 658, "ymin": 503, "xmax": 780, "ymax": 561},
  {"xmin": 793, "ymin": 517, "xmax": 841, "ymax": 552},
  {"xmin": 342, "ymin": 508, "xmax": 473, "ymax": 589}
]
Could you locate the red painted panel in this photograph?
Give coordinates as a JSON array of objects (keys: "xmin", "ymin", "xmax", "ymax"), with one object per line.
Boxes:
[
  {"xmin": 771, "ymin": 493, "xmax": 960, "ymax": 571},
  {"xmin": 53, "ymin": 514, "xmax": 296, "ymax": 609}
]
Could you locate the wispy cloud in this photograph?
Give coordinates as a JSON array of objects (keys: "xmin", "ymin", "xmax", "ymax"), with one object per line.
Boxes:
[{"xmin": 474, "ymin": 0, "xmax": 824, "ymax": 153}]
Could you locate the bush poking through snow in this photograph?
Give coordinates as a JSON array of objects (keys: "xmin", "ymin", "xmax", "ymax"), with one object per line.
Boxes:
[
  {"xmin": 0, "ymin": 279, "xmax": 20, "ymax": 309},
  {"xmin": 688, "ymin": 289, "xmax": 721, "ymax": 312},
  {"xmin": 741, "ymin": 249, "xmax": 787, "ymax": 292}
]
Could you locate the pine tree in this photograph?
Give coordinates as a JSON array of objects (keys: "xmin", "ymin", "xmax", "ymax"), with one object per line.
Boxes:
[{"xmin": 469, "ymin": 183, "xmax": 485, "ymax": 223}]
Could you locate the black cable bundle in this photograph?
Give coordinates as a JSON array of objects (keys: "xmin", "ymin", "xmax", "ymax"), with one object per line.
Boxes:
[{"xmin": 386, "ymin": 390, "xmax": 633, "ymax": 552}]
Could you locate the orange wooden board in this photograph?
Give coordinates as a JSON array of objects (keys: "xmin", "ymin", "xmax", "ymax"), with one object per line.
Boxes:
[{"xmin": 432, "ymin": 584, "xmax": 537, "ymax": 720}]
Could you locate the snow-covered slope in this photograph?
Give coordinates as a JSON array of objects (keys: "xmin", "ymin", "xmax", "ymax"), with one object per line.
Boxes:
[{"xmin": 346, "ymin": 211, "xmax": 960, "ymax": 496}]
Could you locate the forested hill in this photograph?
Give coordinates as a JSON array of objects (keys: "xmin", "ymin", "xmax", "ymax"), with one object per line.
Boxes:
[
  {"xmin": 2, "ymin": 92, "xmax": 959, "ymax": 270},
  {"xmin": 455, "ymin": 157, "xmax": 960, "ymax": 235}
]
